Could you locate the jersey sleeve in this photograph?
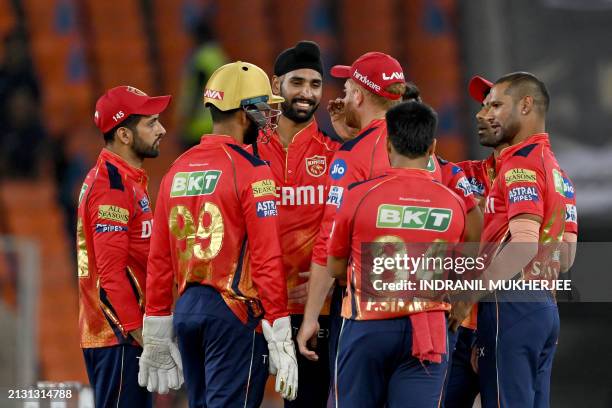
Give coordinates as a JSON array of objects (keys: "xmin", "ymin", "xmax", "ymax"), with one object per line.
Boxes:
[
  {"xmin": 87, "ymin": 184, "xmax": 142, "ymax": 332},
  {"xmin": 446, "ymin": 164, "xmax": 477, "ymax": 213},
  {"xmin": 327, "ymin": 186, "xmax": 360, "ymax": 259},
  {"xmin": 312, "ymin": 149, "xmax": 366, "ymax": 266},
  {"xmin": 501, "ymin": 155, "xmax": 546, "ymax": 221},
  {"xmin": 240, "ymin": 165, "xmax": 288, "ymax": 322},
  {"xmin": 145, "ymin": 175, "xmax": 174, "ymax": 316},
  {"xmin": 562, "ymin": 172, "xmax": 578, "ymax": 234}
]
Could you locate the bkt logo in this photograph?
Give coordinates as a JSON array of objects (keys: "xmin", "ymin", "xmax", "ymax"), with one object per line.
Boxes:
[
  {"xmin": 382, "ymin": 71, "xmax": 404, "ymax": 81},
  {"xmin": 171, "ymin": 170, "xmax": 221, "ymax": 197},
  {"xmin": 330, "ymin": 159, "xmax": 347, "ymax": 180},
  {"xmin": 376, "ymin": 204, "xmax": 453, "ymax": 232}
]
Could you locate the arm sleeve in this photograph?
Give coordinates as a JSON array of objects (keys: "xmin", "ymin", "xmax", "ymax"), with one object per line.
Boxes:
[
  {"xmin": 447, "ymin": 166, "xmax": 477, "ymax": 213},
  {"xmin": 501, "ymin": 157, "xmax": 546, "ymax": 221},
  {"xmin": 327, "ymin": 187, "xmax": 358, "ymax": 259},
  {"xmin": 88, "ymin": 186, "xmax": 142, "ymax": 332},
  {"xmin": 312, "ymin": 150, "xmax": 365, "ymax": 266},
  {"xmin": 145, "ymin": 176, "xmax": 175, "ymax": 316},
  {"xmin": 241, "ymin": 166, "xmax": 288, "ymax": 322}
]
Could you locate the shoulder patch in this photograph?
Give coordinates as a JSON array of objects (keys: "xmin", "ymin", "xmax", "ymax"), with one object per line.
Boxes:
[
  {"xmin": 348, "ymin": 175, "xmax": 385, "ymax": 191},
  {"xmin": 105, "ymin": 162, "xmax": 124, "ymax": 191},
  {"xmin": 512, "ymin": 143, "xmax": 538, "ymax": 158},
  {"xmin": 227, "ymin": 144, "xmax": 267, "ymax": 167},
  {"xmin": 339, "ymin": 127, "xmax": 378, "ymax": 151}
]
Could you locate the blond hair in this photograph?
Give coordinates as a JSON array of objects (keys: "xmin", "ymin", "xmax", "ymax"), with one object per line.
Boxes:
[{"xmin": 360, "ymin": 82, "xmax": 406, "ymax": 110}]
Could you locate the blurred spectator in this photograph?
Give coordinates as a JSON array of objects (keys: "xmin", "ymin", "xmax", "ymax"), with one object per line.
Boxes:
[
  {"xmin": 0, "ymin": 28, "xmax": 45, "ymax": 179},
  {"xmin": 175, "ymin": 20, "xmax": 227, "ymax": 149},
  {"xmin": 0, "ymin": 86, "xmax": 47, "ymax": 178}
]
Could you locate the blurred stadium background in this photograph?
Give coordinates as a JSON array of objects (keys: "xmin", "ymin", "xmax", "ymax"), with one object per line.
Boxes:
[{"xmin": 0, "ymin": 0, "xmax": 610, "ymax": 406}]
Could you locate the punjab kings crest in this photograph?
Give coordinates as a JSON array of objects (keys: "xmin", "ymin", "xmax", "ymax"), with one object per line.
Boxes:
[{"xmin": 305, "ymin": 155, "xmax": 327, "ymax": 177}]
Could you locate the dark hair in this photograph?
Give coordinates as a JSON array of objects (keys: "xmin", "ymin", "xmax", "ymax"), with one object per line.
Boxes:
[
  {"xmin": 386, "ymin": 101, "xmax": 438, "ymax": 158},
  {"xmin": 402, "ymin": 81, "xmax": 421, "ymax": 102},
  {"xmin": 495, "ymin": 71, "xmax": 550, "ymax": 114},
  {"xmin": 208, "ymin": 104, "xmax": 240, "ymax": 123},
  {"xmin": 103, "ymin": 114, "xmax": 144, "ymax": 143}
]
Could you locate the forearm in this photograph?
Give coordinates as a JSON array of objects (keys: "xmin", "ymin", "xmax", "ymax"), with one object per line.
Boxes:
[
  {"xmin": 303, "ymin": 262, "xmax": 334, "ymax": 323},
  {"xmin": 560, "ymin": 232, "xmax": 577, "ymax": 273}
]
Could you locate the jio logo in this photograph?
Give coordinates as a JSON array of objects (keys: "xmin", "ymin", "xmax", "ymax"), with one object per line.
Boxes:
[{"xmin": 330, "ymin": 159, "xmax": 347, "ymax": 180}]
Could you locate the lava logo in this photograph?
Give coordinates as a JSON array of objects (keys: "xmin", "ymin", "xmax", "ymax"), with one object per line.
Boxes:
[
  {"xmin": 204, "ymin": 89, "xmax": 224, "ymax": 100},
  {"xmin": 305, "ymin": 155, "xmax": 327, "ymax": 177},
  {"xmin": 330, "ymin": 159, "xmax": 347, "ymax": 180},
  {"xmin": 382, "ymin": 71, "xmax": 404, "ymax": 81}
]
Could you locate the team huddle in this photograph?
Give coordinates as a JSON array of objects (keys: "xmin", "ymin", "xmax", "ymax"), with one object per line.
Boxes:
[{"xmin": 76, "ymin": 41, "xmax": 578, "ymax": 408}]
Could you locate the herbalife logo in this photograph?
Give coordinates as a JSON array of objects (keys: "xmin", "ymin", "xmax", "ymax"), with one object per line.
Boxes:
[
  {"xmin": 376, "ymin": 204, "xmax": 453, "ymax": 232},
  {"xmin": 171, "ymin": 170, "xmax": 222, "ymax": 197}
]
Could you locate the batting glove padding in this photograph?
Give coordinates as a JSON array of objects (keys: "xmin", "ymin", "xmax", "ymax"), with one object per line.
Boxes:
[
  {"xmin": 262, "ymin": 316, "xmax": 298, "ymax": 401},
  {"xmin": 138, "ymin": 315, "xmax": 184, "ymax": 394}
]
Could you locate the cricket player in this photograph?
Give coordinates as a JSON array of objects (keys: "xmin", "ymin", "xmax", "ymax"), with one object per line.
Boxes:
[
  {"xmin": 247, "ymin": 41, "xmax": 342, "ymax": 408},
  {"xmin": 328, "ymin": 101, "xmax": 468, "ymax": 407},
  {"xmin": 140, "ymin": 61, "xmax": 298, "ymax": 407},
  {"xmin": 471, "ymin": 72, "xmax": 571, "ymax": 408},
  {"xmin": 443, "ymin": 75, "xmax": 578, "ymax": 408},
  {"xmin": 77, "ymin": 86, "xmax": 171, "ymax": 407},
  {"xmin": 297, "ymin": 53, "xmax": 481, "ymax": 402}
]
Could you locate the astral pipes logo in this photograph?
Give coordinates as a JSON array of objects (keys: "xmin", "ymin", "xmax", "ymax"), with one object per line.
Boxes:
[{"xmin": 353, "ymin": 69, "xmax": 381, "ymax": 92}]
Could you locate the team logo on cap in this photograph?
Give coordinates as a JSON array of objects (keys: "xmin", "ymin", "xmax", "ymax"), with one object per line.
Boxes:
[
  {"xmin": 204, "ymin": 89, "xmax": 224, "ymax": 100},
  {"xmin": 305, "ymin": 155, "xmax": 327, "ymax": 177},
  {"xmin": 126, "ymin": 86, "xmax": 147, "ymax": 96}
]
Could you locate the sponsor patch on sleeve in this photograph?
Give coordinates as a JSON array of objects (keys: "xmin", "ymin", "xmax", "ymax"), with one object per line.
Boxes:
[
  {"xmin": 98, "ymin": 205, "xmax": 130, "ymax": 224},
  {"xmin": 455, "ymin": 176, "xmax": 474, "ymax": 197},
  {"xmin": 565, "ymin": 204, "xmax": 577, "ymax": 224},
  {"xmin": 505, "ymin": 168, "xmax": 536, "ymax": 185},
  {"xmin": 138, "ymin": 197, "xmax": 151, "ymax": 212},
  {"xmin": 256, "ymin": 200, "xmax": 278, "ymax": 217},
  {"xmin": 326, "ymin": 186, "xmax": 344, "ymax": 207},
  {"xmin": 251, "ymin": 179, "xmax": 276, "ymax": 197},
  {"xmin": 467, "ymin": 177, "xmax": 485, "ymax": 196},
  {"xmin": 95, "ymin": 223, "xmax": 128, "ymax": 233},
  {"xmin": 508, "ymin": 186, "xmax": 539, "ymax": 203},
  {"xmin": 330, "ymin": 159, "xmax": 347, "ymax": 180}
]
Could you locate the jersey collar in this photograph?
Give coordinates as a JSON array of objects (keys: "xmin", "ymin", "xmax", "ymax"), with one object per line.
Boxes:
[
  {"xmin": 99, "ymin": 148, "xmax": 148, "ymax": 185},
  {"xmin": 360, "ymin": 118, "xmax": 386, "ymax": 134},
  {"xmin": 385, "ymin": 167, "xmax": 435, "ymax": 179},
  {"xmin": 199, "ymin": 134, "xmax": 239, "ymax": 145},
  {"xmin": 268, "ymin": 119, "xmax": 319, "ymax": 148},
  {"xmin": 499, "ymin": 133, "xmax": 550, "ymax": 161}
]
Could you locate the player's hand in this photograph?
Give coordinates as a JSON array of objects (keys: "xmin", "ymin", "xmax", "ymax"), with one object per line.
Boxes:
[
  {"xmin": 327, "ymin": 99, "xmax": 359, "ymax": 140},
  {"xmin": 296, "ymin": 317, "xmax": 320, "ymax": 362},
  {"xmin": 471, "ymin": 346, "xmax": 479, "ymax": 374},
  {"xmin": 288, "ymin": 272, "xmax": 310, "ymax": 304},
  {"xmin": 262, "ymin": 317, "xmax": 298, "ymax": 401},
  {"xmin": 138, "ymin": 315, "xmax": 184, "ymax": 394},
  {"xmin": 448, "ymin": 301, "xmax": 473, "ymax": 332}
]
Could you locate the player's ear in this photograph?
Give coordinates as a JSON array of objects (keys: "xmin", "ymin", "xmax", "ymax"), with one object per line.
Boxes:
[
  {"xmin": 116, "ymin": 126, "xmax": 132, "ymax": 146},
  {"xmin": 427, "ymin": 138, "xmax": 437, "ymax": 156},
  {"xmin": 355, "ymin": 88, "xmax": 364, "ymax": 107},
  {"xmin": 521, "ymin": 96, "xmax": 533, "ymax": 115},
  {"xmin": 272, "ymin": 75, "xmax": 282, "ymax": 95}
]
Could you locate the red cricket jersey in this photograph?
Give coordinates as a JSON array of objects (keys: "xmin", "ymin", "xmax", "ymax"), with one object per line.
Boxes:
[
  {"xmin": 246, "ymin": 121, "xmax": 342, "ymax": 314},
  {"xmin": 481, "ymin": 133, "xmax": 567, "ymax": 281},
  {"xmin": 77, "ymin": 149, "xmax": 152, "ymax": 348},
  {"xmin": 146, "ymin": 135, "xmax": 288, "ymax": 323},
  {"xmin": 327, "ymin": 168, "xmax": 466, "ymax": 320},
  {"xmin": 311, "ymin": 118, "xmax": 476, "ymax": 266}
]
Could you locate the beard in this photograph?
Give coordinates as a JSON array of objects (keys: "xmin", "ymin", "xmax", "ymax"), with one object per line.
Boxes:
[
  {"xmin": 497, "ymin": 109, "xmax": 521, "ymax": 146},
  {"xmin": 132, "ymin": 132, "xmax": 160, "ymax": 159},
  {"xmin": 281, "ymin": 97, "xmax": 319, "ymax": 123},
  {"xmin": 344, "ymin": 102, "xmax": 360, "ymax": 129},
  {"xmin": 243, "ymin": 119, "xmax": 260, "ymax": 145}
]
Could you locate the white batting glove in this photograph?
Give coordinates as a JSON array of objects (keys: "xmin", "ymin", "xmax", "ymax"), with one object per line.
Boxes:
[
  {"xmin": 262, "ymin": 316, "xmax": 298, "ymax": 401},
  {"xmin": 138, "ymin": 315, "xmax": 184, "ymax": 394}
]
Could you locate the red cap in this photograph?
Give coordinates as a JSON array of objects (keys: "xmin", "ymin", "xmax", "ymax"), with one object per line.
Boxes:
[
  {"xmin": 94, "ymin": 86, "xmax": 171, "ymax": 133},
  {"xmin": 468, "ymin": 75, "xmax": 493, "ymax": 103},
  {"xmin": 330, "ymin": 52, "xmax": 405, "ymax": 100}
]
